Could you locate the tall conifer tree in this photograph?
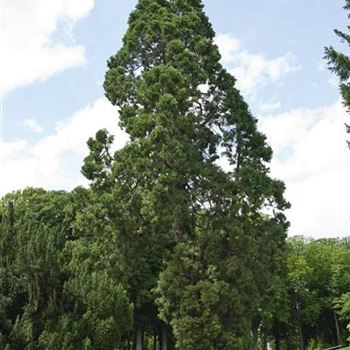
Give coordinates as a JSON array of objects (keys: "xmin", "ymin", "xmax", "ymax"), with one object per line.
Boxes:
[{"xmin": 85, "ymin": 0, "xmax": 289, "ymax": 348}]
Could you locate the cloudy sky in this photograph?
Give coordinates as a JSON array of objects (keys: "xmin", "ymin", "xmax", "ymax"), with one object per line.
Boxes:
[{"xmin": 0, "ymin": 0, "xmax": 349, "ymax": 237}]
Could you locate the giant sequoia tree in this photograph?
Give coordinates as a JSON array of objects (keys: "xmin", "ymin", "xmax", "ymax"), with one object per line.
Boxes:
[{"xmin": 83, "ymin": 0, "xmax": 289, "ymax": 349}]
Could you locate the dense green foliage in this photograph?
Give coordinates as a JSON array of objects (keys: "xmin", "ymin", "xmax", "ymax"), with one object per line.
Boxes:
[
  {"xmin": 0, "ymin": 188, "xmax": 133, "ymax": 349},
  {"xmin": 1, "ymin": 195, "xmax": 350, "ymax": 350},
  {"xmin": 95, "ymin": 0, "xmax": 288, "ymax": 348},
  {"xmin": 325, "ymin": 0, "xmax": 350, "ymax": 147},
  {"xmin": 285, "ymin": 237, "xmax": 350, "ymax": 349}
]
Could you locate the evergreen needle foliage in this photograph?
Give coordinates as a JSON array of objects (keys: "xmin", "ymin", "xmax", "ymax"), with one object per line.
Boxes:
[
  {"xmin": 84, "ymin": 0, "xmax": 289, "ymax": 348},
  {"xmin": 325, "ymin": 0, "xmax": 350, "ymax": 148}
]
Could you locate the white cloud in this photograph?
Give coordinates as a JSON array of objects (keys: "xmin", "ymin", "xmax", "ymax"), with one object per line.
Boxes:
[
  {"xmin": 214, "ymin": 33, "xmax": 241, "ymax": 64},
  {"xmin": 259, "ymin": 101, "xmax": 350, "ymax": 237},
  {"xmin": 0, "ymin": 98, "xmax": 128, "ymax": 195},
  {"xmin": 0, "ymin": 0, "xmax": 94, "ymax": 94},
  {"xmin": 215, "ymin": 33, "xmax": 301, "ymax": 96},
  {"xmin": 21, "ymin": 118, "xmax": 44, "ymax": 134},
  {"xmin": 231, "ymin": 52, "xmax": 300, "ymax": 95}
]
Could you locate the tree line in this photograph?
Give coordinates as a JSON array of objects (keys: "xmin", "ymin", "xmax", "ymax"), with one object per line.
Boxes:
[
  {"xmin": 1, "ymin": 0, "xmax": 350, "ymax": 349},
  {"xmin": 1, "ymin": 191, "xmax": 350, "ymax": 349}
]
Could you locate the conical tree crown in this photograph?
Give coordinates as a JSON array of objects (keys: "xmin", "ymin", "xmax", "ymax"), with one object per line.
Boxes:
[
  {"xmin": 82, "ymin": 1, "xmax": 289, "ymax": 348},
  {"xmin": 103, "ymin": 0, "xmax": 281, "ymax": 220}
]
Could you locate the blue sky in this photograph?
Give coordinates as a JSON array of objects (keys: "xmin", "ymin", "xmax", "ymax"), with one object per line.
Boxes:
[{"xmin": 1, "ymin": 0, "xmax": 349, "ymax": 237}]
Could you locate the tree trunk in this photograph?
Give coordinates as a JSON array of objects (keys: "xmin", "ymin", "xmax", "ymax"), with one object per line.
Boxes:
[
  {"xmin": 161, "ymin": 324, "xmax": 167, "ymax": 350},
  {"xmin": 333, "ymin": 310, "xmax": 341, "ymax": 346},
  {"xmin": 251, "ymin": 325, "xmax": 258, "ymax": 350},
  {"xmin": 153, "ymin": 328, "xmax": 157, "ymax": 350},
  {"xmin": 136, "ymin": 327, "xmax": 143, "ymax": 350},
  {"xmin": 296, "ymin": 307, "xmax": 304, "ymax": 350},
  {"xmin": 262, "ymin": 333, "xmax": 268, "ymax": 350},
  {"xmin": 275, "ymin": 334, "xmax": 280, "ymax": 350},
  {"xmin": 274, "ymin": 326, "xmax": 281, "ymax": 350}
]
